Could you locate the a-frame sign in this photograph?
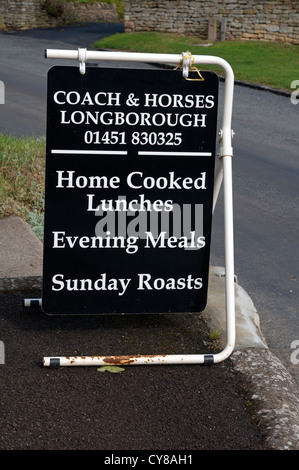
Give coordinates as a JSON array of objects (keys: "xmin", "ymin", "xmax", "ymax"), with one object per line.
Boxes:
[{"xmin": 39, "ymin": 50, "xmax": 235, "ymax": 366}]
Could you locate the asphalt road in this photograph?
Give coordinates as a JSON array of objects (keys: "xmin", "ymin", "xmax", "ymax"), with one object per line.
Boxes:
[{"xmin": 0, "ymin": 24, "xmax": 298, "ymax": 386}]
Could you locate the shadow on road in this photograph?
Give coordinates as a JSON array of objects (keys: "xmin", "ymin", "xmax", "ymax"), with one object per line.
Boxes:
[{"xmin": 3, "ymin": 22, "xmax": 124, "ymax": 47}]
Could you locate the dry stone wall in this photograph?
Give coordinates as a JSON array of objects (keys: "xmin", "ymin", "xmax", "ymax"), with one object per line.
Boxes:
[
  {"xmin": 61, "ymin": 1, "xmax": 119, "ymax": 24},
  {"xmin": 0, "ymin": 0, "xmax": 119, "ymax": 30},
  {"xmin": 125, "ymin": 0, "xmax": 299, "ymax": 45},
  {"xmin": 0, "ymin": 0, "xmax": 51, "ymax": 29}
]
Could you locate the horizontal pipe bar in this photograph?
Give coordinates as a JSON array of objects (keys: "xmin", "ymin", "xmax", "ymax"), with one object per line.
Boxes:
[
  {"xmin": 43, "ymin": 344, "xmax": 235, "ymax": 367},
  {"xmin": 45, "ymin": 49, "xmax": 230, "ymax": 71}
]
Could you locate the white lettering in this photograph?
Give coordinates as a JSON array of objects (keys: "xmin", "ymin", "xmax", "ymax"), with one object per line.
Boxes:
[
  {"xmin": 56, "ymin": 171, "xmax": 120, "ymax": 189},
  {"xmin": 59, "ymin": 110, "xmax": 207, "ymax": 127},
  {"xmin": 54, "ymin": 91, "xmax": 121, "ymax": 106},
  {"xmin": 137, "ymin": 273, "xmax": 203, "ymax": 291},
  {"xmin": 144, "ymin": 93, "xmax": 215, "ymax": 109},
  {"xmin": 51, "ymin": 274, "xmax": 131, "ymax": 296},
  {"xmin": 127, "ymin": 172, "xmax": 206, "ymax": 190},
  {"xmin": 291, "ymin": 80, "xmax": 299, "ymax": 105}
]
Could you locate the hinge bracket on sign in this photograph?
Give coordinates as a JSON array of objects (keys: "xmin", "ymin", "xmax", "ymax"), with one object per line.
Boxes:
[
  {"xmin": 213, "ymin": 127, "xmax": 234, "ymax": 212},
  {"xmin": 40, "ymin": 49, "xmax": 236, "ymax": 367},
  {"xmin": 218, "ymin": 129, "xmax": 234, "ymax": 159}
]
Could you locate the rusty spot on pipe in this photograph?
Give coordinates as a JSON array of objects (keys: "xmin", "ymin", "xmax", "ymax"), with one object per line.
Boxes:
[
  {"xmin": 102, "ymin": 354, "xmax": 167, "ymax": 365},
  {"xmin": 102, "ymin": 355, "xmax": 138, "ymax": 365}
]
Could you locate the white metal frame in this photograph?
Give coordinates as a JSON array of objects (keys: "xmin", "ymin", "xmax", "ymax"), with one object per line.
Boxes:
[{"xmin": 40, "ymin": 49, "xmax": 235, "ymax": 367}]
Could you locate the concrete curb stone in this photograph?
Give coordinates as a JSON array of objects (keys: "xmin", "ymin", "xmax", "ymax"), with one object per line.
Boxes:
[{"xmin": 231, "ymin": 349, "xmax": 299, "ymax": 450}]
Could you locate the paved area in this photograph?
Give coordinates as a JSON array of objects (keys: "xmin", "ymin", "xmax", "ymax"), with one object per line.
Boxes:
[{"xmin": 1, "ymin": 216, "xmax": 299, "ymax": 451}]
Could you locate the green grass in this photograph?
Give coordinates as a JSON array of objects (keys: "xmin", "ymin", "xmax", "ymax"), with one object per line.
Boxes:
[
  {"xmin": 93, "ymin": 32, "xmax": 299, "ymax": 91},
  {"xmin": 0, "ymin": 133, "xmax": 46, "ymax": 239}
]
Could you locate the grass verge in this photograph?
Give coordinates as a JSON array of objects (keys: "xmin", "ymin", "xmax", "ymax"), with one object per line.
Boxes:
[
  {"xmin": 0, "ymin": 133, "xmax": 46, "ymax": 240},
  {"xmin": 93, "ymin": 32, "xmax": 299, "ymax": 92}
]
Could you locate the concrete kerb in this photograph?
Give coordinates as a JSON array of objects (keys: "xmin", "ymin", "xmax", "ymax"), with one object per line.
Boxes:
[
  {"xmin": 1, "ymin": 213, "xmax": 299, "ymax": 450},
  {"xmin": 231, "ymin": 349, "xmax": 299, "ymax": 450},
  {"xmin": 204, "ymin": 266, "xmax": 299, "ymax": 450},
  {"xmin": 0, "ymin": 216, "xmax": 43, "ymax": 294},
  {"xmin": 203, "ymin": 265, "xmax": 268, "ymax": 351}
]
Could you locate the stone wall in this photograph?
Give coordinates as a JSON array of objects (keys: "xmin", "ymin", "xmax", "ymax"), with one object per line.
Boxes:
[
  {"xmin": 61, "ymin": 1, "xmax": 119, "ymax": 24},
  {"xmin": 0, "ymin": 0, "xmax": 51, "ymax": 29},
  {"xmin": 0, "ymin": 0, "xmax": 119, "ymax": 30},
  {"xmin": 125, "ymin": 0, "xmax": 299, "ymax": 45}
]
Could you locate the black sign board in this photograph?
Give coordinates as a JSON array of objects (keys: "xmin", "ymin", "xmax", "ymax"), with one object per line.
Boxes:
[{"xmin": 42, "ymin": 66, "xmax": 219, "ymax": 315}]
